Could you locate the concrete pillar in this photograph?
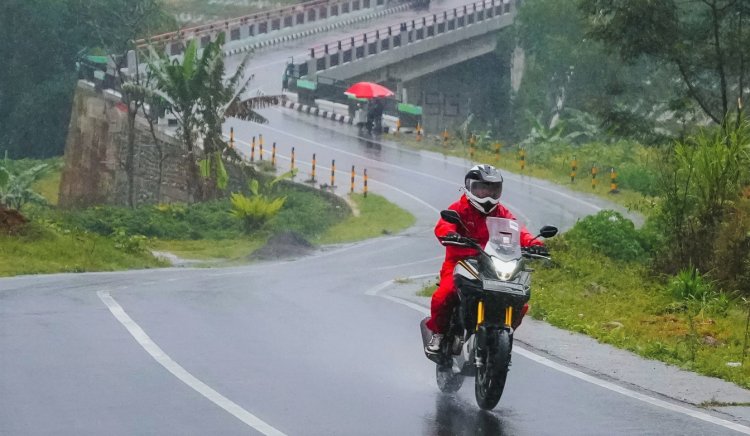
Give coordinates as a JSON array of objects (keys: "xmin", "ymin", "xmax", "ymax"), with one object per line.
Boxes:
[
  {"xmin": 126, "ymin": 50, "xmax": 137, "ymax": 77},
  {"xmin": 307, "ymin": 55, "xmax": 317, "ymax": 77},
  {"xmin": 375, "ymin": 30, "xmax": 381, "ymax": 54}
]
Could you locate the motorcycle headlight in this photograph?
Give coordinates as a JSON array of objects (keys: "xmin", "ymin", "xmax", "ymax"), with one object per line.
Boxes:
[{"xmin": 492, "ymin": 257, "xmax": 519, "ymax": 281}]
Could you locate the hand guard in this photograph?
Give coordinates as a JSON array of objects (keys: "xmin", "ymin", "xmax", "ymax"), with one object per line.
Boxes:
[
  {"xmin": 526, "ymin": 245, "xmax": 549, "ymax": 257},
  {"xmin": 441, "ymin": 232, "xmax": 461, "ymax": 243}
]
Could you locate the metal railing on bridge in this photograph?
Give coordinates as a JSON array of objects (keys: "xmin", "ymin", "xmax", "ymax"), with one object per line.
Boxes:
[
  {"xmin": 134, "ymin": 0, "xmax": 389, "ymax": 56},
  {"xmin": 299, "ymin": 0, "xmax": 514, "ymax": 75}
]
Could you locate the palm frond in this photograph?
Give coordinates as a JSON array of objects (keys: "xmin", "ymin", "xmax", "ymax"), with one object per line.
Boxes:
[{"xmin": 224, "ymin": 95, "xmax": 281, "ymax": 123}]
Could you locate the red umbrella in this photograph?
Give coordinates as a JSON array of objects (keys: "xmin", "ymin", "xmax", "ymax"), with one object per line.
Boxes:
[{"xmin": 344, "ymin": 82, "xmax": 394, "ymax": 99}]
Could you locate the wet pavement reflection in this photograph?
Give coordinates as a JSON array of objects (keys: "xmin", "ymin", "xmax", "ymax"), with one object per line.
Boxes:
[{"xmin": 425, "ymin": 395, "xmax": 515, "ymax": 436}]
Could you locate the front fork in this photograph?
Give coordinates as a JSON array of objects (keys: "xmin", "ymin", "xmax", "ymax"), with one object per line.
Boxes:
[{"xmin": 474, "ymin": 300, "xmax": 513, "ymax": 367}]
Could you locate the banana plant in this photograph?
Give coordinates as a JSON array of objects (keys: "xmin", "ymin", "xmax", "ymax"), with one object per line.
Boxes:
[
  {"xmin": 148, "ymin": 33, "xmax": 281, "ymax": 201},
  {"xmin": 0, "ymin": 163, "xmax": 50, "ymax": 211}
]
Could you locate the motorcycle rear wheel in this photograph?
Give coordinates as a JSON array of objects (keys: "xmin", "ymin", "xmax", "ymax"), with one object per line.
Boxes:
[
  {"xmin": 436, "ymin": 364, "xmax": 464, "ymax": 393},
  {"xmin": 475, "ymin": 329, "xmax": 510, "ymax": 410}
]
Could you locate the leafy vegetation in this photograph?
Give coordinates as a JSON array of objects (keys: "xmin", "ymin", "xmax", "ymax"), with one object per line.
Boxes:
[
  {"xmin": 148, "ymin": 33, "xmax": 279, "ymax": 201},
  {"xmin": 0, "ymin": 221, "xmax": 166, "ymax": 277},
  {"xmin": 317, "ymin": 193, "xmax": 416, "ymax": 244},
  {"xmin": 0, "ymin": 0, "xmax": 174, "ymax": 159}
]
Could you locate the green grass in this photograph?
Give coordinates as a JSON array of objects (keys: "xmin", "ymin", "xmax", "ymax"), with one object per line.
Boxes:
[
  {"xmin": 316, "ymin": 193, "xmax": 415, "ymax": 244},
  {"xmin": 0, "ymin": 223, "xmax": 166, "ymax": 277},
  {"xmin": 417, "ymin": 281, "xmax": 437, "ymax": 297},
  {"xmin": 149, "ymin": 237, "xmax": 266, "ymax": 260},
  {"xmin": 32, "ymin": 165, "xmax": 62, "ymax": 205},
  {"xmin": 165, "ymin": 0, "xmax": 301, "ymax": 24},
  {"xmin": 393, "ymin": 135, "xmax": 655, "ymax": 213},
  {"xmin": 532, "ymin": 240, "xmax": 750, "ymax": 388},
  {"xmin": 2, "ymin": 162, "xmax": 415, "ymax": 275}
]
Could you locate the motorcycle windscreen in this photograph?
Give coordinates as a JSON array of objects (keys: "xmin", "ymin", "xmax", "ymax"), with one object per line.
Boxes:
[{"xmin": 485, "ymin": 217, "xmax": 521, "ymax": 261}]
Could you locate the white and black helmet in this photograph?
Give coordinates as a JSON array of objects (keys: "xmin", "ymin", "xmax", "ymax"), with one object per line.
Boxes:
[{"xmin": 464, "ymin": 164, "xmax": 503, "ymax": 214}]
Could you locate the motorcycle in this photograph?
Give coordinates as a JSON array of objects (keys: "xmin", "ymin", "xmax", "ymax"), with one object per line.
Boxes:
[{"xmin": 420, "ymin": 210, "xmax": 557, "ymax": 410}]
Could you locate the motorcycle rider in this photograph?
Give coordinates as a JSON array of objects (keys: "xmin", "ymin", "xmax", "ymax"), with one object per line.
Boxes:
[{"xmin": 425, "ymin": 164, "xmax": 547, "ymax": 354}]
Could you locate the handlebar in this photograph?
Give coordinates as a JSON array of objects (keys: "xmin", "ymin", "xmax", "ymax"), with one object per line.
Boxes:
[{"xmin": 440, "ymin": 235, "xmax": 551, "ymax": 261}]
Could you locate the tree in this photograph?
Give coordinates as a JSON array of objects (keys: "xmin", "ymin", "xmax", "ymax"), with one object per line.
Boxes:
[
  {"xmin": 514, "ymin": 0, "xmax": 682, "ymax": 142},
  {"xmin": 580, "ymin": 0, "xmax": 750, "ymax": 126},
  {"xmin": 80, "ymin": 0, "xmax": 173, "ymax": 207},
  {"xmin": 0, "ymin": 0, "xmax": 84, "ymax": 158},
  {"xmin": 149, "ymin": 33, "xmax": 279, "ymax": 202}
]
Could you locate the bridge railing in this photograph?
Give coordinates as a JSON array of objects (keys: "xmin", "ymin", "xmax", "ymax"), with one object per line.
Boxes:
[
  {"xmin": 134, "ymin": 0, "xmax": 389, "ymax": 55},
  {"xmin": 302, "ymin": 0, "xmax": 514, "ymax": 74}
]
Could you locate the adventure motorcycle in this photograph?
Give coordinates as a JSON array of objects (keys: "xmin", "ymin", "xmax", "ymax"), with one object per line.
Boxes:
[{"xmin": 420, "ymin": 210, "xmax": 557, "ymax": 410}]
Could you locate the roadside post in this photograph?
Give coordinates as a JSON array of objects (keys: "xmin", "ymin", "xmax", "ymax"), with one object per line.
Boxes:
[
  {"xmin": 591, "ymin": 163, "xmax": 599, "ymax": 189},
  {"xmin": 571, "ymin": 155, "xmax": 577, "ymax": 183},
  {"xmin": 364, "ymin": 169, "xmax": 368, "ymax": 198},
  {"xmin": 251, "ymin": 136, "xmax": 256, "ymax": 162}
]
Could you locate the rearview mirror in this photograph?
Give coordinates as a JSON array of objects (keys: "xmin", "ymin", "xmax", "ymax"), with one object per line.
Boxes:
[
  {"xmin": 440, "ymin": 210, "xmax": 462, "ymax": 225},
  {"xmin": 538, "ymin": 225, "xmax": 558, "ymax": 239}
]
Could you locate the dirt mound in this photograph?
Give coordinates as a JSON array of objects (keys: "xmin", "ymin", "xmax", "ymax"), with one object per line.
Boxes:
[
  {"xmin": 0, "ymin": 205, "xmax": 27, "ymax": 235},
  {"xmin": 249, "ymin": 231, "xmax": 315, "ymax": 260}
]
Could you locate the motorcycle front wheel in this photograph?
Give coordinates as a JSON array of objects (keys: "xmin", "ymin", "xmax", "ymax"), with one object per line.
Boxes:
[
  {"xmin": 436, "ymin": 363, "xmax": 464, "ymax": 393},
  {"xmin": 475, "ymin": 329, "xmax": 510, "ymax": 410}
]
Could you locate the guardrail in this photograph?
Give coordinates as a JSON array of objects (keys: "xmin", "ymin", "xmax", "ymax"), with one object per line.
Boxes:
[
  {"xmin": 299, "ymin": 0, "xmax": 514, "ymax": 76},
  {"xmin": 135, "ymin": 0, "xmax": 389, "ymax": 55}
]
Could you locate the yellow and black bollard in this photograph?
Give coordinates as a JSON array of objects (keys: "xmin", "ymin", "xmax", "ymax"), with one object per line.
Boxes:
[
  {"xmin": 591, "ymin": 164, "xmax": 599, "ymax": 189},
  {"xmin": 442, "ymin": 128, "xmax": 450, "ymax": 145},
  {"xmin": 331, "ymin": 159, "xmax": 336, "ymax": 188},
  {"xmin": 469, "ymin": 134, "xmax": 476, "ymax": 161},
  {"xmin": 416, "ymin": 123, "xmax": 422, "ymax": 142},
  {"xmin": 311, "ymin": 153, "xmax": 317, "ymax": 183},
  {"xmin": 494, "ymin": 142, "xmax": 501, "ymax": 162},
  {"xmin": 272, "ymin": 142, "xmax": 276, "ymax": 167},
  {"xmin": 250, "ymin": 136, "xmax": 256, "ymax": 162},
  {"xmin": 571, "ymin": 155, "xmax": 578, "ymax": 182},
  {"xmin": 610, "ymin": 167, "xmax": 618, "ymax": 193},
  {"xmin": 519, "ymin": 147, "xmax": 526, "ymax": 171},
  {"xmin": 229, "ymin": 127, "xmax": 235, "ymax": 149},
  {"xmin": 350, "ymin": 165, "xmax": 355, "ymax": 194},
  {"xmin": 364, "ymin": 169, "xmax": 368, "ymax": 198},
  {"xmin": 396, "ymin": 119, "xmax": 401, "ymax": 135},
  {"xmin": 291, "ymin": 147, "xmax": 295, "ymax": 171}
]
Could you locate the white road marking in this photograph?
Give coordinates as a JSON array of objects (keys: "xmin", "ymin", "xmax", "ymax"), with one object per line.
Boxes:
[
  {"xmin": 365, "ymin": 279, "xmax": 750, "ymax": 435},
  {"xmin": 373, "ymin": 255, "xmax": 443, "ymax": 270},
  {"xmin": 261, "ymin": 109, "xmax": 603, "ymax": 213},
  {"xmin": 97, "ymin": 290, "xmax": 287, "ymax": 436}
]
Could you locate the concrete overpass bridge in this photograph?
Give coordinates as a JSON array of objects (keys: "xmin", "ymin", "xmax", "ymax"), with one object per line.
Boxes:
[
  {"xmin": 89, "ymin": 0, "xmax": 516, "ymax": 134},
  {"xmin": 291, "ymin": 0, "xmax": 517, "ymax": 132}
]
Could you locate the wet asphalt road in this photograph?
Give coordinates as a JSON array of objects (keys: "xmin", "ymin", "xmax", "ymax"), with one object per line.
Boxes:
[{"xmin": 0, "ymin": 4, "xmax": 744, "ymax": 435}]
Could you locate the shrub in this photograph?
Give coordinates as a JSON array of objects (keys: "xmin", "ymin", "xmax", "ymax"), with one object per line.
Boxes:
[
  {"xmin": 229, "ymin": 192, "xmax": 285, "ymax": 233},
  {"xmin": 565, "ymin": 210, "xmax": 647, "ymax": 261}
]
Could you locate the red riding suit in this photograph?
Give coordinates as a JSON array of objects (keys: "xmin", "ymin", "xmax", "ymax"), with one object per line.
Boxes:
[{"xmin": 426, "ymin": 194, "xmax": 543, "ymax": 334}]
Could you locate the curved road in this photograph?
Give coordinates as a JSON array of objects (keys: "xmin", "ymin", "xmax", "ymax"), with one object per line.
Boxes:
[{"xmin": 1, "ymin": 4, "xmax": 747, "ymax": 435}]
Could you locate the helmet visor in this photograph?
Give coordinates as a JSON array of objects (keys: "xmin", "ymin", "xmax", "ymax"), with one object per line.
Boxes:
[{"xmin": 468, "ymin": 180, "xmax": 502, "ymax": 200}]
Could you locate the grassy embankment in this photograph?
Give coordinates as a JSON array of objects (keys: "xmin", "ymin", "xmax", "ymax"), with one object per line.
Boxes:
[{"xmin": 1, "ymin": 159, "xmax": 414, "ymax": 275}]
